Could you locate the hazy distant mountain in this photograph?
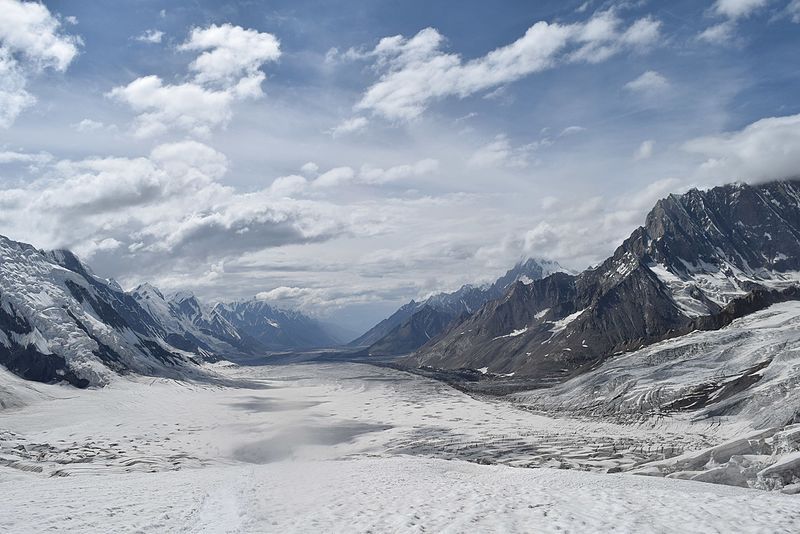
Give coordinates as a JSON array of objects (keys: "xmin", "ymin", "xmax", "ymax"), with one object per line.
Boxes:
[
  {"xmin": 214, "ymin": 299, "xmax": 340, "ymax": 350},
  {"xmin": 353, "ymin": 258, "xmax": 567, "ymax": 355},
  {"xmin": 410, "ymin": 180, "xmax": 800, "ymax": 379},
  {"xmin": 366, "ymin": 305, "xmax": 457, "ymax": 356}
]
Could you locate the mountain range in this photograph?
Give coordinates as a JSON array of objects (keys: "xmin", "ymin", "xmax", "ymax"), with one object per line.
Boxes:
[
  {"xmin": 352, "ymin": 258, "xmax": 567, "ymax": 355},
  {"xmin": 408, "ymin": 180, "xmax": 800, "ymax": 382},
  {"xmin": 2, "ymin": 179, "xmax": 800, "ymax": 393},
  {"xmin": 0, "ymin": 239, "xmax": 340, "ymax": 387}
]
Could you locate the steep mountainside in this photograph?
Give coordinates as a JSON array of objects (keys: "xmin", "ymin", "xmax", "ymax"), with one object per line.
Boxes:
[
  {"xmin": 214, "ymin": 299, "xmax": 341, "ymax": 349},
  {"xmin": 411, "ymin": 180, "xmax": 800, "ymax": 379},
  {"xmin": 131, "ymin": 285, "xmax": 257, "ymax": 356},
  {"xmin": 367, "ymin": 305, "xmax": 458, "ymax": 356},
  {"xmin": 0, "ymin": 235, "xmax": 343, "ymax": 388},
  {"xmin": 0, "ymin": 237, "xmax": 199, "ymax": 387},
  {"xmin": 354, "ymin": 258, "xmax": 566, "ymax": 355}
]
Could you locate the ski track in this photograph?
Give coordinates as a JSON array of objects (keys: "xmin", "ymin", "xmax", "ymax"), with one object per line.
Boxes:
[{"xmin": 0, "ymin": 362, "xmax": 798, "ymax": 533}]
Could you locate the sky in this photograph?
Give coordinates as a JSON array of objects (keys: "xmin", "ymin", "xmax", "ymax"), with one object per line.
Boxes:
[{"xmin": 1, "ymin": 0, "xmax": 799, "ymax": 333}]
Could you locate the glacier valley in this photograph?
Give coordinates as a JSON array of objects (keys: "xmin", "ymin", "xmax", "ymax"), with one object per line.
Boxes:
[{"xmin": 1, "ymin": 356, "xmax": 799, "ymax": 533}]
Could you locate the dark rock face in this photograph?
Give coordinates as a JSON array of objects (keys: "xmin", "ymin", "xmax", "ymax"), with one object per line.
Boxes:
[
  {"xmin": 411, "ymin": 180, "xmax": 800, "ymax": 379},
  {"xmin": 353, "ymin": 258, "xmax": 565, "ymax": 355},
  {"xmin": 642, "ymin": 181, "xmax": 800, "ymax": 273},
  {"xmin": 214, "ymin": 300, "xmax": 340, "ymax": 350},
  {"xmin": 367, "ymin": 306, "xmax": 456, "ymax": 356}
]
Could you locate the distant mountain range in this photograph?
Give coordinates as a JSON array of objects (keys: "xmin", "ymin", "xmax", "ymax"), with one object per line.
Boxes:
[
  {"xmin": 409, "ymin": 180, "xmax": 800, "ymax": 381},
  {"xmin": 214, "ymin": 299, "xmax": 340, "ymax": 349},
  {"xmin": 0, "ymin": 239, "xmax": 340, "ymax": 387},
  {"xmin": 351, "ymin": 258, "xmax": 568, "ymax": 355}
]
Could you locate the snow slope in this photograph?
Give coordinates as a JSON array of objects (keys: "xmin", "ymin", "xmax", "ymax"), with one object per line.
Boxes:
[
  {"xmin": 512, "ymin": 301, "xmax": 800, "ymax": 427},
  {"xmin": 2, "ymin": 458, "xmax": 798, "ymax": 534}
]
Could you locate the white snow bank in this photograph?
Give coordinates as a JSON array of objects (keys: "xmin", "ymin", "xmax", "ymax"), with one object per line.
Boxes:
[
  {"xmin": 493, "ymin": 327, "xmax": 528, "ymax": 340},
  {"xmin": 548, "ymin": 308, "xmax": 587, "ymax": 335}
]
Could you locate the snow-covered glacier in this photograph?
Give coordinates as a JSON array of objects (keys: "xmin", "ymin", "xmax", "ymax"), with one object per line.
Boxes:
[
  {"xmin": 512, "ymin": 300, "xmax": 800, "ymax": 491},
  {"xmin": 1, "ymin": 362, "xmax": 798, "ymax": 533}
]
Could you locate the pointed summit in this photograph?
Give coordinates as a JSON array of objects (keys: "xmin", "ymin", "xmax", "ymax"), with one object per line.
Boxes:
[{"xmin": 133, "ymin": 282, "xmax": 165, "ymax": 301}]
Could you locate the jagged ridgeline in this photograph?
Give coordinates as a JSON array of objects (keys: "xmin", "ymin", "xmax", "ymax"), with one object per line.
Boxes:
[
  {"xmin": 3, "ymin": 179, "xmax": 800, "ymax": 389},
  {"xmin": 0, "ymin": 239, "xmax": 337, "ymax": 387},
  {"xmin": 409, "ymin": 180, "xmax": 800, "ymax": 379},
  {"xmin": 352, "ymin": 258, "xmax": 568, "ymax": 355}
]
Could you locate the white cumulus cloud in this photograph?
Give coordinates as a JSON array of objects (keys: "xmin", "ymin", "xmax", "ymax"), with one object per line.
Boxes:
[
  {"xmin": 697, "ymin": 22, "xmax": 737, "ymax": 44},
  {"xmin": 330, "ymin": 116, "xmax": 368, "ymax": 137},
  {"xmin": 110, "ymin": 24, "xmax": 280, "ymax": 138},
  {"xmin": 624, "ymin": 70, "xmax": 669, "ymax": 94},
  {"xmin": 468, "ymin": 134, "xmax": 541, "ymax": 169},
  {"xmin": 684, "ymin": 112, "xmax": 800, "ymax": 183},
  {"xmin": 0, "ymin": 140, "xmax": 386, "ymax": 271},
  {"xmin": 135, "ymin": 29, "xmax": 164, "ymax": 44},
  {"xmin": 788, "ymin": 0, "xmax": 800, "ymax": 22},
  {"xmin": 72, "ymin": 118, "xmax": 105, "ymax": 132},
  {"xmin": 634, "ymin": 140, "xmax": 655, "ymax": 160},
  {"xmin": 698, "ymin": 0, "xmax": 771, "ymax": 45},
  {"xmin": 712, "ymin": 0, "xmax": 770, "ymax": 19},
  {"xmin": 179, "ymin": 23, "xmax": 280, "ymax": 89},
  {"xmin": 355, "ymin": 11, "xmax": 661, "ymax": 121},
  {"xmin": 0, "ymin": 0, "xmax": 81, "ymax": 127}
]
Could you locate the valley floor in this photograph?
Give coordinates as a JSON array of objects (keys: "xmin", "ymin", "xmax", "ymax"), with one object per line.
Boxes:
[{"xmin": 0, "ymin": 362, "xmax": 798, "ymax": 533}]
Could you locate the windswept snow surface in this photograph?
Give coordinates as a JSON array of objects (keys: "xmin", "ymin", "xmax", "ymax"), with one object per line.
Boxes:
[{"xmin": 1, "ymin": 362, "xmax": 798, "ymax": 532}]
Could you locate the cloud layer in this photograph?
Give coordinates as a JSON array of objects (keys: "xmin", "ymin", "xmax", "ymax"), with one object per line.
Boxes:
[{"xmin": 684, "ymin": 113, "xmax": 800, "ymax": 183}]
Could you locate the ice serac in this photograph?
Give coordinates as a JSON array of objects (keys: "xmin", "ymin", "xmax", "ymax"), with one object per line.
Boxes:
[
  {"xmin": 214, "ymin": 299, "xmax": 341, "ymax": 350},
  {"xmin": 354, "ymin": 258, "xmax": 566, "ymax": 355},
  {"xmin": 0, "ymin": 237, "xmax": 199, "ymax": 388},
  {"xmin": 411, "ymin": 180, "xmax": 800, "ymax": 378}
]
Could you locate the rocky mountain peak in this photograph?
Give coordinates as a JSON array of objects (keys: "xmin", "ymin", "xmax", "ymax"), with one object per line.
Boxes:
[
  {"xmin": 132, "ymin": 282, "xmax": 165, "ymax": 301},
  {"xmin": 410, "ymin": 179, "xmax": 800, "ymax": 380}
]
